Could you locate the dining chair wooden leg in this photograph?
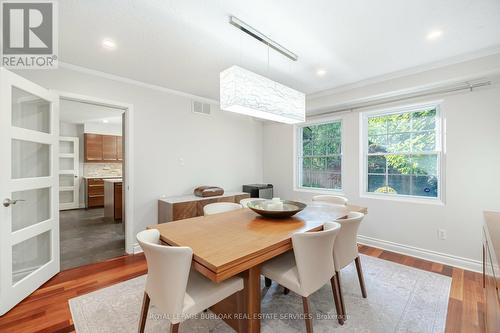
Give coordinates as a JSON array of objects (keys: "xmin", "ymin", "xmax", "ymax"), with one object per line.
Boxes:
[
  {"xmin": 283, "ymin": 287, "xmax": 290, "ymax": 295},
  {"xmin": 336, "ymin": 270, "xmax": 346, "ymax": 317},
  {"xmin": 302, "ymin": 296, "xmax": 314, "ymax": 333},
  {"xmin": 355, "ymin": 256, "xmax": 367, "ymax": 298},
  {"xmin": 265, "ymin": 277, "xmax": 272, "ymax": 287},
  {"xmin": 330, "ymin": 276, "xmax": 344, "ymax": 325},
  {"xmin": 169, "ymin": 323, "xmax": 180, "ymax": 333},
  {"xmin": 138, "ymin": 292, "xmax": 150, "ymax": 333}
]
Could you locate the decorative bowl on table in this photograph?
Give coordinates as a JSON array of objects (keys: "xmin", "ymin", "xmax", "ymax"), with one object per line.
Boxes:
[{"xmin": 247, "ymin": 198, "xmax": 307, "ymax": 218}]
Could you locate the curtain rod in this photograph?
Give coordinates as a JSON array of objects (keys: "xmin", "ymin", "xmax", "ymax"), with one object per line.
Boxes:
[{"xmin": 308, "ymin": 79, "xmax": 492, "ymax": 118}]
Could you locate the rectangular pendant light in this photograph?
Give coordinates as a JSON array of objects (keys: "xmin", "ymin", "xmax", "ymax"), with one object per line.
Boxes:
[{"xmin": 220, "ymin": 66, "xmax": 305, "ymax": 124}]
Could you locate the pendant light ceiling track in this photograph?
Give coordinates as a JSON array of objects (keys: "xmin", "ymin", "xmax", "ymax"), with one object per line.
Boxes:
[{"xmin": 229, "ymin": 16, "xmax": 298, "ymax": 62}]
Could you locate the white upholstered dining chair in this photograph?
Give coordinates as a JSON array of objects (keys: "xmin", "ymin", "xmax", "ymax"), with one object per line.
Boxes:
[
  {"xmin": 203, "ymin": 202, "xmax": 242, "ymax": 216},
  {"xmin": 261, "ymin": 222, "xmax": 344, "ymax": 332},
  {"xmin": 325, "ymin": 212, "xmax": 367, "ymax": 319},
  {"xmin": 312, "ymin": 194, "xmax": 348, "ymax": 206},
  {"xmin": 136, "ymin": 229, "xmax": 244, "ymax": 333},
  {"xmin": 239, "ymin": 197, "xmax": 266, "ymax": 207}
]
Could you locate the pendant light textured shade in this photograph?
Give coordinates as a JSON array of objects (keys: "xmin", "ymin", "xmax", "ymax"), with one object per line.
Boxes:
[{"xmin": 220, "ymin": 66, "xmax": 305, "ymax": 124}]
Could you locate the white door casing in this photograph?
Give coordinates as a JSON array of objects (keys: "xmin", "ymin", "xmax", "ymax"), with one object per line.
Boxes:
[
  {"xmin": 0, "ymin": 68, "xmax": 60, "ymax": 315},
  {"xmin": 59, "ymin": 136, "xmax": 79, "ymax": 210}
]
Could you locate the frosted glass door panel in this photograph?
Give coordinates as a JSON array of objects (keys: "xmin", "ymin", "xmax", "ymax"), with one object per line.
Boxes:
[
  {"xmin": 12, "ymin": 231, "xmax": 51, "ymax": 284},
  {"xmin": 59, "ymin": 174, "xmax": 74, "ymax": 187},
  {"xmin": 59, "ymin": 191, "xmax": 74, "ymax": 204},
  {"xmin": 59, "ymin": 141, "xmax": 74, "ymax": 154},
  {"xmin": 12, "ymin": 188, "xmax": 51, "ymax": 232},
  {"xmin": 12, "ymin": 139, "xmax": 50, "ymax": 179},
  {"xmin": 11, "ymin": 87, "xmax": 51, "ymax": 134},
  {"xmin": 59, "ymin": 157, "xmax": 74, "ymax": 171}
]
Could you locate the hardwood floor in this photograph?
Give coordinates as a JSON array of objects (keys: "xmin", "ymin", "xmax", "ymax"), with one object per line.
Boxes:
[{"xmin": 0, "ymin": 245, "xmax": 484, "ymax": 333}]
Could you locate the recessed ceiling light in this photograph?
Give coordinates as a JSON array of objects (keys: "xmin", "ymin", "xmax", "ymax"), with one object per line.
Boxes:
[
  {"xmin": 102, "ymin": 38, "xmax": 116, "ymax": 50},
  {"xmin": 426, "ymin": 30, "xmax": 443, "ymax": 41},
  {"xmin": 316, "ymin": 69, "xmax": 327, "ymax": 77},
  {"xmin": 102, "ymin": 119, "xmax": 109, "ymax": 123}
]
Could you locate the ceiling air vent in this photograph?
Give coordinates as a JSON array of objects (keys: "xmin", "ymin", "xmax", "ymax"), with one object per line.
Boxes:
[{"xmin": 192, "ymin": 101, "xmax": 211, "ymax": 115}]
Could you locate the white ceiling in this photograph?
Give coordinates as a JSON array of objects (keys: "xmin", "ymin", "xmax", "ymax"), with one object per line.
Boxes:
[
  {"xmin": 60, "ymin": 99, "xmax": 123, "ymax": 124},
  {"xmin": 59, "ymin": 0, "xmax": 500, "ymax": 100}
]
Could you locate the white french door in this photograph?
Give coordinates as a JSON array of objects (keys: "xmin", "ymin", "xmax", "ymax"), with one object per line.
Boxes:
[
  {"xmin": 59, "ymin": 137, "xmax": 79, "ymax": 210},
  {"xmin": 0, "ymin": 68, "xmax": 60, "ymax": 315}
]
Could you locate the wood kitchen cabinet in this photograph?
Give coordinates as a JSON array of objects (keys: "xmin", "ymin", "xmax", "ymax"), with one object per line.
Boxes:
[
  {"xmin": 84, "ymin": 134, "xmax": 122, "ymax": 162},
  {"xmin": 86, "ymin": 178, "xmax": 105, "ymax": 208},
  {"xmin": 84, "ymin": 134, "xmax": 103, "ymax": 161},
  {"xmin": 116, "ymin": 136, "xmax": 123, "ymax": 161},
  {"xmin": 102, "ymin": 135, "xmax": 117, "ymax": 160},
  {"xmin": 104, "ymin": 179, "xmax": 122, "ymax": 221}
]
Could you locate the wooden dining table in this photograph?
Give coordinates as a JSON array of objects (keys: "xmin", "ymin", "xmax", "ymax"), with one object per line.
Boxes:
[{"xmin": 150, "ymin": 202, "xmax": 368, "ymax": 333}]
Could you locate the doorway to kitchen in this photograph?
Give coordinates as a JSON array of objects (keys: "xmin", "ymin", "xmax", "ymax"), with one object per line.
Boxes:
[{"xmin": 57, "ymin": 95, "xmax": 130, "ymax": 270}]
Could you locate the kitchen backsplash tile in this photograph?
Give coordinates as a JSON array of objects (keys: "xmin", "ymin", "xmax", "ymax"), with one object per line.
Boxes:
[{"xmin": 84, "ymin": 163, "xmax": 122, "ymax": 177}]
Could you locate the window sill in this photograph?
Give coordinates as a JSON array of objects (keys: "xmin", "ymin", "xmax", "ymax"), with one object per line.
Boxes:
[
  {"xmin": 360, "ymin": 193, "xmax": 445, "ymax": 206},
  {"xmin": 294, "ymin": 187, "xmax": 346, "ymax": 196}
]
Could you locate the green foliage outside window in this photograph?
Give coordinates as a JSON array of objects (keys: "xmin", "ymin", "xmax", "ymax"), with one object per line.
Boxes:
[
  {"xmin": 300, "ymin": 121, "xmax": 342, "ymax": 190},
  {"xmin": 367, "ymin": 108, "xmax": 439, "ymax": 197}
]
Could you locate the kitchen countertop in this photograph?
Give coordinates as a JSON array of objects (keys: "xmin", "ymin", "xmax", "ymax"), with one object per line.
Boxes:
[
  {"xmin": 103, "ymin": 178, "xmax": 122, "ymax": 183},
  {"xmin": 83, "ymin": 176, "xmax": 122, "ymax": 179}
]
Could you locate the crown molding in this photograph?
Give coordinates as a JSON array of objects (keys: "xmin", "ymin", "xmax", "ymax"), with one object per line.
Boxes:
[
  {"xmin": 59, "ymin": 62, "xmax": 219, "ymax": 105},
  {"xmin": 307, "ymin": 44, "xmax": 500, "ymax": 100}
]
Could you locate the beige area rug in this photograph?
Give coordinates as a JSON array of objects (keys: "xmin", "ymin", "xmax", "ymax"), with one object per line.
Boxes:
[{"xmin": 69, "ymin": 254, "xmax": 451, "ymax": 332}]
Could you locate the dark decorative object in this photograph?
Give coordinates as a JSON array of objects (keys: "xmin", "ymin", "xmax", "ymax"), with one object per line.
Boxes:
[{"xmin": 193, "ymin": 186, "xmax": 224, "ymax": 197}]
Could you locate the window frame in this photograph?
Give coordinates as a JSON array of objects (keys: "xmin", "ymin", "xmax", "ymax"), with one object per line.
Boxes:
[
  {"xmin": 360, "ymin": 101, "xmax": 445, "ymax": 203},
  {"xmin": 294, "ymin": 116, "xmax": 345, "ymax": 194}
]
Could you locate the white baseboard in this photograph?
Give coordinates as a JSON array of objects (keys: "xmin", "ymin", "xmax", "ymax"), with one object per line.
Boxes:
[
  {"xmin": 357, "ymin": 235, "xmax": 482, "ymax": 273},
  {"xmin": 132, "ymin": 243, "xmax": 143, "ymax": 254}
]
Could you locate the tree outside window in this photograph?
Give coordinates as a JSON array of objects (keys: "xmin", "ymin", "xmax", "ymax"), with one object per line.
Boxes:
[
  {"xmin": 366, "ymin": 108, "xmax": 439, "ymax": 198},
  {"xmin": 298, "ymin": 121, "xmax": 342, "ymax": 190}
]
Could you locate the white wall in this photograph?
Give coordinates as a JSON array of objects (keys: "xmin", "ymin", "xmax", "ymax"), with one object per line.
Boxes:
[
  {"xmin": 17, "ymin": 67, "xmax": 263, "ymax": 242},
  {"xmin": 263, "ymin": 54, "xmax": 500, "ymax": 271},
  {"xmin": 84, "ymin": 121, "xmax": 122, "ymax": 136}
]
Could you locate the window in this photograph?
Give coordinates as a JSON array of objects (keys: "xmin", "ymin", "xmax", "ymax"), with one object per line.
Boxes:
[
  {"xmin": 297, "ymin": 120, "xmax": 342, "ymax": 191},
  {"xmin": 363, "ymin": 104, "xmax": 442, "ymax": 199}
]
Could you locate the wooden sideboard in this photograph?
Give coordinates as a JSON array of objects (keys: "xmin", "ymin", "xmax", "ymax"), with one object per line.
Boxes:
[
  {"xmin": 158, "ymin": 192, "xmax": 250, "ymax": 223},
  {"xmin": 483, "ymin": 211, "xmax": 500, "ymax": 333}
]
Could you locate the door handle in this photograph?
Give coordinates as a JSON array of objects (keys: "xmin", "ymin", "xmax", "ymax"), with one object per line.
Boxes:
[{"xmin": 3, "ymin": 198, "xmax": 25, "ymax": 207}]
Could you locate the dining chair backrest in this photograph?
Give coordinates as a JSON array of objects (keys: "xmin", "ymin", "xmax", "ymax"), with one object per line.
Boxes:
[
  {"xmin": 239, "ymin": 198, "xmax": 266, "ymax": 207},
  {"xmin": 203, "ymin": 202, "xmax": 242, "ymax": 216},
  {"xmin": 292, "ymin": 222, "xmax": 341, "ymax": 296},
  {"xmin": 136, "ymin": 229, "xmax": 193, "ymax": 318},
  {"xmin": 312, "ymin": 195, "xmax": 348, "ymax": 206},
  {"xmin": 332, "ymin": 212, "xmax": 365, "ymax": 270}
]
